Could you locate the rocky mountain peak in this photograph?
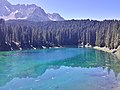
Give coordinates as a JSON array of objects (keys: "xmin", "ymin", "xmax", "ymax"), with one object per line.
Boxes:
[
  {"xmin": 0, "ymin": 0, "xmax": 64, "ymax": 21},
  {"xmin": 48, "ymin": 13, "xmax": 64, "ymax": 21}
]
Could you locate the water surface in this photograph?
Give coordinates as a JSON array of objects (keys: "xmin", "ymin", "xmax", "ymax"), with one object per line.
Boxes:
[{"xmin": 0, "ymin": 48, "xmax": 120, "ymax": 90}]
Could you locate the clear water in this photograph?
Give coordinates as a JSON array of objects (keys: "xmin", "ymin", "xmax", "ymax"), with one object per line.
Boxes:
[{"xmin": 0, "ymin": 48, "xmax": 120, "ymax": 90}]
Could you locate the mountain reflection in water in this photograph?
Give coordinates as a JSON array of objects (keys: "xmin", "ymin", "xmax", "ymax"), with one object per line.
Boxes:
[{"xmin": 0, "ymin": 48, "xmax": 120, "ymax": 90}]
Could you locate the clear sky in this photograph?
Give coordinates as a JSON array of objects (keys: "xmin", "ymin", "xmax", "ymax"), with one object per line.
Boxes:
[{"xmin": 8, "ymin": 0, "xmax": 120, "ymax": 20}]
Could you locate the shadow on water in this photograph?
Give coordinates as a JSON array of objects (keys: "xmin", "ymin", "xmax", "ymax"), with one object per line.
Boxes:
[{"xmin": 0, "ymin": 48, "xmax": 120, "ymax": 87}]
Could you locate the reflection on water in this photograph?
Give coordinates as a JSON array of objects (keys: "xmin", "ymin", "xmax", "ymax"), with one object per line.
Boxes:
[{"xmin": 0, "ymin": 48, "xmax": 120, "ymax": 90}]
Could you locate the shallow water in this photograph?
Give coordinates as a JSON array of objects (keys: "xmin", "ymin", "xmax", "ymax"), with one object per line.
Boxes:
[{"xmin": 0, "ymin": 48, "xmax": 120, "ymax": 90}]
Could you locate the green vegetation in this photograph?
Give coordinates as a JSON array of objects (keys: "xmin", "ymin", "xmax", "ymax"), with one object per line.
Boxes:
[{"xmin": 0, "ymin": 19, "xmax": 120, "ymax": 51}]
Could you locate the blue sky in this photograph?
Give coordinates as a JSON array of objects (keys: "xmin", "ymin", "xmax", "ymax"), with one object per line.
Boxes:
[{"xmin": 8, "ymin": 0, "xmax": 120, "ymax": 20}]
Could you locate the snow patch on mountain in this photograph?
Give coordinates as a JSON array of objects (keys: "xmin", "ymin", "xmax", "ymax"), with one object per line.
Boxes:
[
  {"xmin": 0, "ymin": 0, "xmax": 65, "ymax": 21},
  {"xmin": 48, "ymin": 13, "xmax": 64, "ymax": 21},
  {"xmin": 0, "ymin": 10, "xmax": 27, "ymax": 20},
  {"xmin": 5, "ymin": 6, "xmax": 10, "ymax": 12}
]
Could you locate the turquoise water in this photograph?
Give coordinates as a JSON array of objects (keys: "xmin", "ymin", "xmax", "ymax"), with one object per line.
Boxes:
[{"xmin": 0, "ymin": 48, "xmax": 120, "ymax": 90}]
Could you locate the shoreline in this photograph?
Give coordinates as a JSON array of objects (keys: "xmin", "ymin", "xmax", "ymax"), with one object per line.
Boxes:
[
  {"xmin": 0, "ymin": 45, "xmax": 120, "ymax": 59},
  {"xmin": 93, "ymin": 46, "xmax": 116, "ymax": 53},
  {"xmin": 93, "ymin": 46, "xmax": 120, "ymax": 59}
]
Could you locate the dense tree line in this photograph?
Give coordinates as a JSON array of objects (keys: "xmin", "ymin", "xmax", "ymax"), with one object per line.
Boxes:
[{"xmin": 0, "ymin": 19, "xmax": 120, "ymax": 51}]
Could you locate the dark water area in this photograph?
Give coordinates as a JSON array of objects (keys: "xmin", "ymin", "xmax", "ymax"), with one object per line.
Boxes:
[{"xmin": 0, "ymin": 48, "xmax": 120, "ymax": 90}]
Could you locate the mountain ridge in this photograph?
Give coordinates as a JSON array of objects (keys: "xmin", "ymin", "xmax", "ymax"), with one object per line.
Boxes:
[{"xmin": 0, "ymin": 0, "xmax": 64, "ymax": 21}]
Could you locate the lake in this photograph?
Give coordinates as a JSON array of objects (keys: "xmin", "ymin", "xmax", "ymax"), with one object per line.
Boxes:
[{"xmin": 0, "ymin": 48, "xmax": 120, "ymax": 90}]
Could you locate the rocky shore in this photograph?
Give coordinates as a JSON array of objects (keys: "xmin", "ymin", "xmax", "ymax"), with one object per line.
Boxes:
[
  {"xmin": 93, "ymin": 46, "xmax": 120, "ymax": 59},
  {"xmin": 115, "ymin": 46, "xmax": 120, "ymax": 59}
]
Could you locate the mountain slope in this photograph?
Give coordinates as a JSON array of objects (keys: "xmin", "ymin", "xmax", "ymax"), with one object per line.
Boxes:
[{"xmin": 0, "ymin": 0, "xmax": 64, "ymax": 21}]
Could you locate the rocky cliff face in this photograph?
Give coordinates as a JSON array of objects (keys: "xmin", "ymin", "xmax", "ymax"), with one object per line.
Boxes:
[
  {"xmin": 0, "ymin": 0, "xmax": 64, "ymax": 21},
  {"xmin": 0, "ymin": 19, "xmax": 120, "ymax": 51}
]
